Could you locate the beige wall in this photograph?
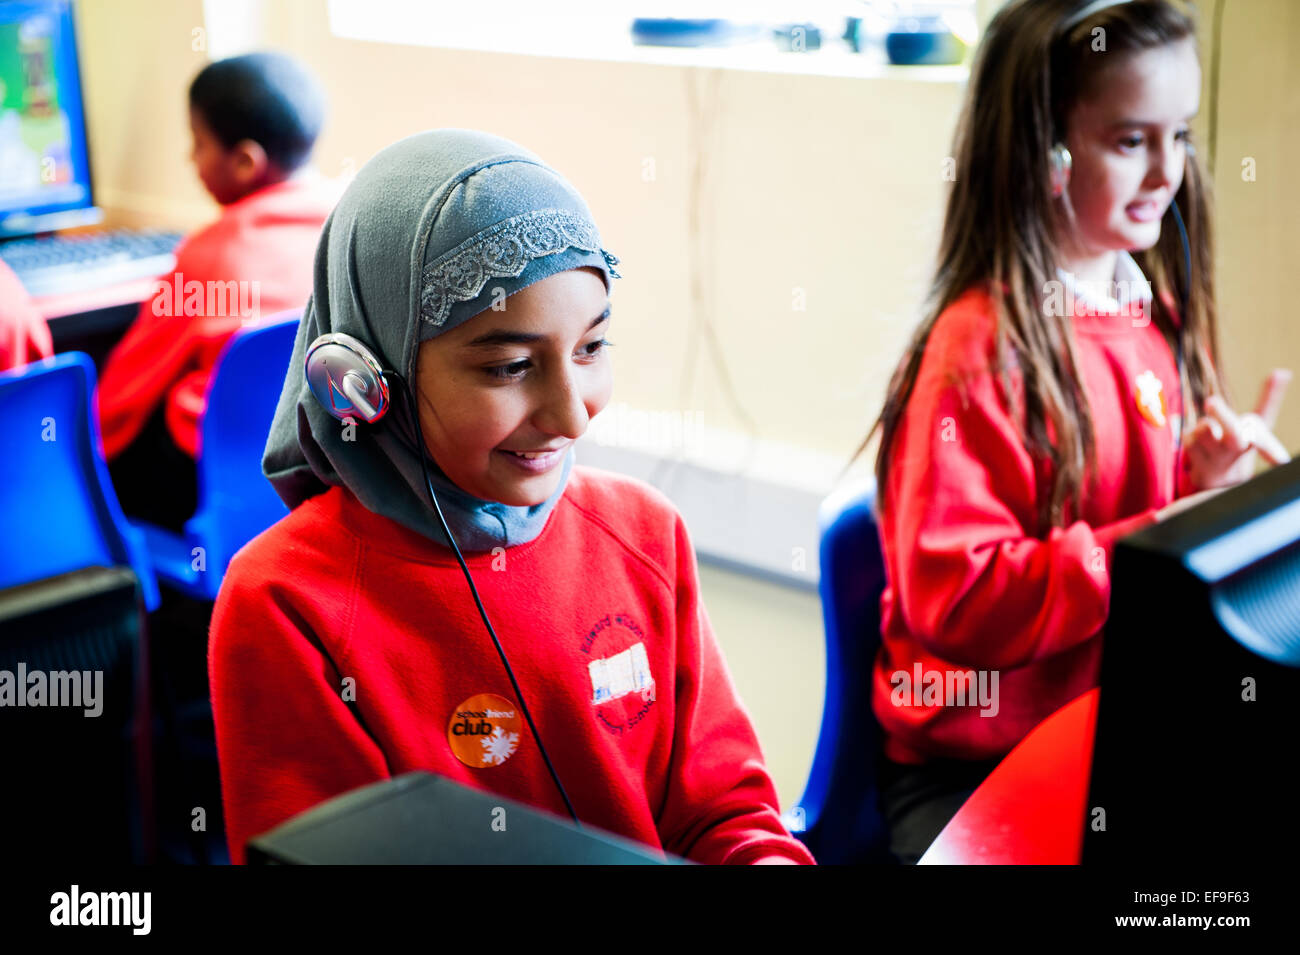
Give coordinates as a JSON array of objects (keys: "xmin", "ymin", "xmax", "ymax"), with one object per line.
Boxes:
[
  {"xmin": 1207, "ymin": 0, "xmax": 1300, "ymax": 435},
  {"xmin": 75, "ymin": 0, "xmax": 1300, "ymax": 463},
  {"xmin": 75, "ymin": 0, "xmax": 964, "ymax": 474},
  {"xmin": 77, "ymin": 0, "xmax": 214, "ymax": 227}
]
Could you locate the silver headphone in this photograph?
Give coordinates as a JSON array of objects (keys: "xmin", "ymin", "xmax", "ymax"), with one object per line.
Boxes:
[
  {"xmin": 304, "ymin": 333, "xmax": 391, "ymax": 424},
  {"xmin": 1049, "ymin": 143, "xmax": 1073, "ymax": 198}
]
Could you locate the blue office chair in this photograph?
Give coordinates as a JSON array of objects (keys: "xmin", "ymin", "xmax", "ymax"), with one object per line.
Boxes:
[
  {"xmin": 793, "ymin": 479, "xmax": 894, "ymax": 864},
  {"xmin": 1, "ymin": 352, "xmax": 162, "ymax": 862},
  {"xmin": 0, "ymin": 351, "xmax": 159, "ymax": 611},
  {"xmin": 133, "ymin": 312, "xmax": 300, "ymax": 600}
]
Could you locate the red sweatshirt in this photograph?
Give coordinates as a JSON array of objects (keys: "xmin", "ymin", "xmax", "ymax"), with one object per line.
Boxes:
[
  {"xmin": 0, "ymin": 259, "xmax": 52, "ymax": 372},
  {"xmin": 874, "ymin": 280, "xmax": 1195, "ymax": 764},
  {"xmin": 209, "ymin": 466, "xmax": 814, "ymax": 865},
  {"xmin": 96, "ymin": 175, "xmax": 338, "ymax": 460}
]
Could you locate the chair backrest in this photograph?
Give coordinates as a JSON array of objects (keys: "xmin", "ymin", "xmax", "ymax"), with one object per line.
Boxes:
[
  {"xmin": 0, "ymin": 352, "xmax": 159, "ymax": 610},
  {"xmin": 184, "ymin": 311, "xmax": 300, "ymax": 580},
  {"xmin": 794, "ymin": 479, "xmax": 892, "ymax": 864},
  {"xmin": 0, "ymin": 565, "xmax": 149, "ymax": 862}
]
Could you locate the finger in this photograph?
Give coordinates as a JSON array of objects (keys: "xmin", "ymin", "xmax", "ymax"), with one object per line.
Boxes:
[
  {"xmin": 1184, "ymin": 413, "xmax": 1214, "ymax": 443},
  {"xmin": 1254, "ymin": 369, "xmax": 1292, "ymax": 429},
  {"xmin": 1183, "ymin": 418, "xmax": 1222, "ymax": 464},
  {"xmin": 1204, "ymin": 396, "xmax": 1244, "ymax": 451},
  {"xmin": 1195, "ymin": 413, "xmax": 1224, "ymax": 445},
  {"xmin": 1248, "ymin": 420, "xmax": 1292, "ymax": 466},
  {"xmin": 1184, "ymin": 431, "xmax": 1217, "ymax": 480}
]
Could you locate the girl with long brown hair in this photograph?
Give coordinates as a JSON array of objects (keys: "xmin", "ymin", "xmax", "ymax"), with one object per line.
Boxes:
[{"xmin": 859, "ymin": 0, "xmax": 1290, "ymax": 863}]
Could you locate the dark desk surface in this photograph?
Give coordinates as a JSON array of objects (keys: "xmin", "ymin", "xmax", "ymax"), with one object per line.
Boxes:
[{"xmin": 918, "ymin": 688, "xmax": 1098, "ymax": 865}]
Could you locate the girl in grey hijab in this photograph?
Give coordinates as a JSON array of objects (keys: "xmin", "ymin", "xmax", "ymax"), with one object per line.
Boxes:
[
  {"xmin": 212, "ymin": 129, "xmax": 813, "ymax": 865},
  {"xmin": 263, "ymin": 128, "xmax": 619, "ymax": 550}
]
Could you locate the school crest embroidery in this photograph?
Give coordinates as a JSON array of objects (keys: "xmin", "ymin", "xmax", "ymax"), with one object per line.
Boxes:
[
  {"xmin": 1134, "ymin": 369, "xmax": 1167, "ymax": 428},
  {"xmin": 580, "ymin": 614, "xmax": 656, "ymax": 737}
]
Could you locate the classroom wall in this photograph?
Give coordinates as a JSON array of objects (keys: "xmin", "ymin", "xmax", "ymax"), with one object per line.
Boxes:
[
  {"xmin": 75, "ymin": 0, "xmax": 962, "ymax": 477},
  {"xmin": 76, "ymin": 0, "xmax": 1300, "ymax": 466},
  {"xmin": 1207, "ymin": 0, "xmax": 1300, "ymax": 431},
  {"xmin": 76, "ymin": 0, "xmax": 215, "ymax": 228}
]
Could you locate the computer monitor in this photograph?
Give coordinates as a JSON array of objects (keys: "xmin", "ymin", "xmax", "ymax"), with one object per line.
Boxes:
[
  {"xmin": 0, "ymin": 0, "xmax": 97, "ymax": 238},
  {"xmin": 247, "ymin": 772, "xmax": 682, "ymax": 864},
  {"xmin": 1084, "ymin": 456, "xmax": 1300, "ymax": 864}
]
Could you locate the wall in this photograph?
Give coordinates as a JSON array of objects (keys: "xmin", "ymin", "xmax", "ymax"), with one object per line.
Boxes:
[{"xmin": 75, "ymin": 0, "xmax": 1300, "ymax": 468}]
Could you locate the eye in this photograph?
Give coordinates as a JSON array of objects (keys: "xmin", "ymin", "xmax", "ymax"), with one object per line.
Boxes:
[
  {"xmin": 1119, "ymin": 133, "xmax": 1144, "ymax": 150},
  {"xmin": 486, "ymin": 358, "xmax": 530, "ymax": 381},
  {"xmin": 484, "ymin": 339, "xmax": 612, "ymax": 382},
  {"xmin": 1175, "ymin": 128, "xmax": 1192, "ymax": 143},
  {"xmin": 579, "ymin": 338, "xmax": 613, "ymax": 360}
]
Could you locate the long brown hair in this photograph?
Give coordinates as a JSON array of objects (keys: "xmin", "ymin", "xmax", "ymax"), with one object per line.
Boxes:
[{"xmin": 856, "ymin": 0, "xmax": 1223, "ymax": 532}]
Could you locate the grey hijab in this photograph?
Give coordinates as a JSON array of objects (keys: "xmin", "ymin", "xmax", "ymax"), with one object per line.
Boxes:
[{"xmin": 262, "ymin": 129, "xmax": 620, "ymax": 551}]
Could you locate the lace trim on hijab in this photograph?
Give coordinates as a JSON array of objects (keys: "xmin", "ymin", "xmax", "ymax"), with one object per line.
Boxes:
[{"xmin": 419, "ymin": 208, "xmax": 621, "ymax": 328}]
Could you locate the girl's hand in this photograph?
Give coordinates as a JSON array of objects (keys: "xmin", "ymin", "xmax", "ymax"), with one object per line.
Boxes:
[{"xmin": 1183, "ymin": 369, "xmax": 1292, "ymax": 491}]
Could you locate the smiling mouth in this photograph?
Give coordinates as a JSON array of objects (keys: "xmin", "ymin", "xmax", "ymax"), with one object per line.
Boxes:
[
  {"xmin": 1126, "ymin": 200, "xmax": 1163, "ymax": 222},
  {"xmin": 496, "ymin": 445, "xmax": 569, "ymax": 472},
  {"xmin": 501, "ymin": 447, "xmax": 567, "ymax": 459}
]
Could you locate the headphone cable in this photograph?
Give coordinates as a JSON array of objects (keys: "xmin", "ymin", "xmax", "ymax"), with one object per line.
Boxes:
[
  {"xmin": 388, "ymin": 372, "xmax": 581, "ymax": 828},
  {"xmin": 1169, "ymin": 200, "xmax": 1192, "ymax": 497}
]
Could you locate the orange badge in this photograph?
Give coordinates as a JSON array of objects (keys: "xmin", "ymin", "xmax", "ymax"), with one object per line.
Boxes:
[
  {"xmin": 447, "ymin": 693, "xmax": 522, "ymax": 768},
  {"xmin": 1134, "ymin": 369, "xmax": 1168, "ymax": 427}
]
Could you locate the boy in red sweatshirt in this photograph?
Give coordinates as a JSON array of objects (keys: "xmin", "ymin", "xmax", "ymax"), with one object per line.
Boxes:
[
  {"xmin": 209, "ymin": 130, "xmax": 813, "ymax": 865},
  {"xmin": 98, "ymin": 52, "xmax": 337, "ymax": 531}
]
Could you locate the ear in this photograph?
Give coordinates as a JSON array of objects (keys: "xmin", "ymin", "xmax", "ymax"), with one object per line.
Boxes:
[{"xmin": 230, "ymin": 138, "xmax": 270, "ymax": 186}]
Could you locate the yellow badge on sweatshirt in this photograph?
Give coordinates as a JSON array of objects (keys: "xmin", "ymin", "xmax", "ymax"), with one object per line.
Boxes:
[
  {"xmin": 448, "ymin": 693, "xmax": 521, "ymax": 768},
  {"xmin": 1134, "ymin": 369, "xmax": 1168, "ymax": 428}
]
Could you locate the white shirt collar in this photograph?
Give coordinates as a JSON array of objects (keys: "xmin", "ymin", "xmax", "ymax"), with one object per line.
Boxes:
[{"xmin": 1056, "ymin": 251, "xmax": 1153, "ymax": 314}]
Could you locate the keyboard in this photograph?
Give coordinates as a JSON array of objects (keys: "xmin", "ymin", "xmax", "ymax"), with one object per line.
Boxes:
[{"xmin": 0, "ymin": 229, "xmax": 183, "ymax": 298}]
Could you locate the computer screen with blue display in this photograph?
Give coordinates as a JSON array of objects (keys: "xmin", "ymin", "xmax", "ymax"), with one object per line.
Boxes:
[{"xmin": 0, "ymin": 0, "xmax": 96, "ymax": 238}]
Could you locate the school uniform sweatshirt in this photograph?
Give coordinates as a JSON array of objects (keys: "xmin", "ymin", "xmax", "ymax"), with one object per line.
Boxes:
[
  {"xmin": 0, "ymin": 259, "xmax": 52, "ymax": 372},
  {"xmin": 875, "ymin": 272, "xmax": 1197, "ymax": 764},
  {"xmin": 209, "ymin": 465, "xmax": 815, "ymax": 865},
  {"xmin": 96, "ymin": 175, "xmax": 337, "ymax": 460}
]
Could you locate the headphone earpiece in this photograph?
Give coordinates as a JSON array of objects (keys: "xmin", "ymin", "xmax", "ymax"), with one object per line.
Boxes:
[
  {"xmin": 305, "ymin": 332, "xmax": 392, "ymax": 424},
  {"xmin": 1049, "ymin": 142, "xmax": 1073, "ymax": 198}
]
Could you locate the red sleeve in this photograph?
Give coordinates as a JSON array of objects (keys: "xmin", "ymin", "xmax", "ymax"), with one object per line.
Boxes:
[
  {"xmin": 884, "ymin": 313, "xmax": 1158, "ymax": 672},
  {"xmin": 96, "ymin": 278, "xmax": 204, "ymax": 459},
  {"xmin": 166, "ymin": 369, "xmax": 210, "ymax": 458},
  {"xmin": 0, "ymin": 260, "xmax": 53, "ymax": 372},
  {"xmin": 96, "ymin": 229, "xmax": 247, "ymax": 460},
  {"xmin": 654, "ymin": 512, "xmax": 816, "ymax": 865},
  {"xmin": 209, "ymin": 550, "xmax": 390, "ymax": 865}
]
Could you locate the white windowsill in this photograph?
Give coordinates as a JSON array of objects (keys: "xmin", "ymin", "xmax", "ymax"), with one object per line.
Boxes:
[{"xmin": 324, "ymin": 1, "xmax": 970, "ymax": 84}]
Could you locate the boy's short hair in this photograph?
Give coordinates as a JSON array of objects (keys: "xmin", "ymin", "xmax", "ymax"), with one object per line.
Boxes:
[{"xmin": 189, "ymin": 52, "xmax": 326, "ymax": 172}]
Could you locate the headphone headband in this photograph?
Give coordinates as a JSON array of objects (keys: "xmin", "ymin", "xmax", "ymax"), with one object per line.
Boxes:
[{"xmin": 1063, "ymin": 0, "xmax": 1135, "ymax": 32}]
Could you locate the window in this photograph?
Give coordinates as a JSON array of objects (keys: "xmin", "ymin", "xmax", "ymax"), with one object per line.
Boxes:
[{"xmin": 325, "ymin": 1, "xmax": 978, "ymax": 80}]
